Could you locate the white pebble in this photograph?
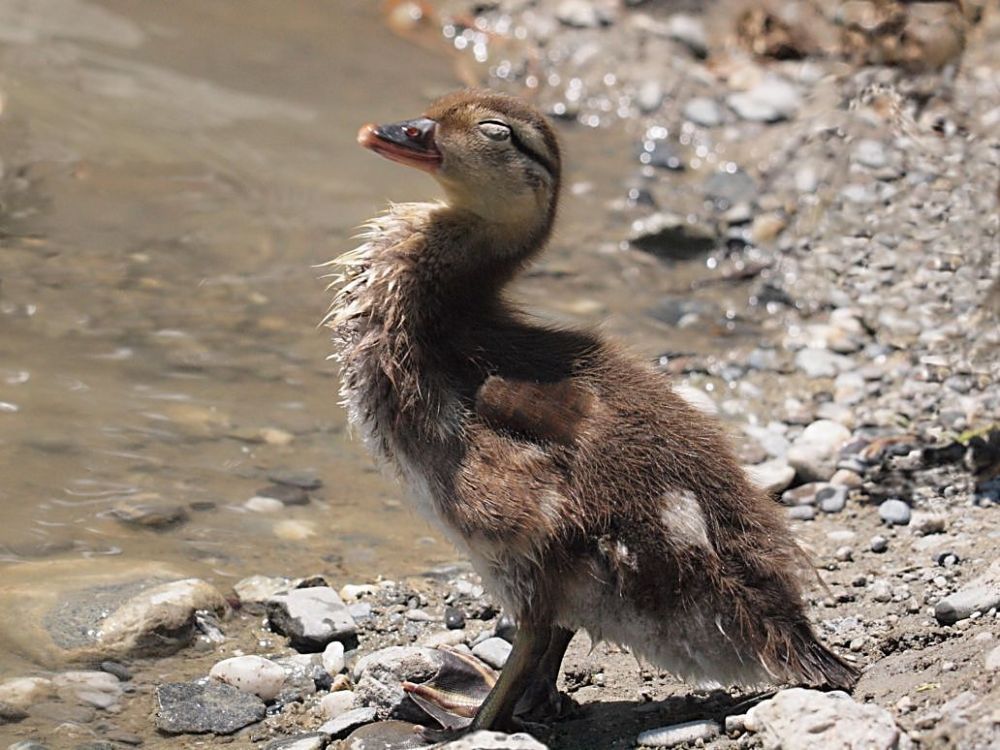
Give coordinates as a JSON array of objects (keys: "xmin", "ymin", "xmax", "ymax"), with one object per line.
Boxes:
[
  {"xmin": 322, "ymin": 641, "xmax": 346, "ymax": 676},
  {"xmin": 209, "ymin": 655, "xmax": 286, "ymax": 701}
]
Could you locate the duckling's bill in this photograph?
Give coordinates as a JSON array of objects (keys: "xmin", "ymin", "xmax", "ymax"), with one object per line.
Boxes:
[{"xmin": 357, "ymin": 117, "xmax": 441, "ymax": 173}]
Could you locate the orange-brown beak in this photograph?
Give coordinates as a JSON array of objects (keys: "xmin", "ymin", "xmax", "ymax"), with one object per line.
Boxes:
[{"xmin": 357, "ymin": 117, "xmax": 441, "ymax": 174}]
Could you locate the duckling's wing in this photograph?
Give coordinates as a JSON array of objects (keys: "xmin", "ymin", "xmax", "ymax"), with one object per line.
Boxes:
[{"xmin": 474, "ymin": 375, "xmax": 594, "ymax": 446}]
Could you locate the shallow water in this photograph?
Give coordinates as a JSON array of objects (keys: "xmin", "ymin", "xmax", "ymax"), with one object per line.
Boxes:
[{"xmin": 0, "ymin": 0, "xmax": 753, "ymax": 673}]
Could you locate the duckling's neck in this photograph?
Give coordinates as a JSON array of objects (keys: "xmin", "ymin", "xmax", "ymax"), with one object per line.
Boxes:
[{"xmin": 329, "ymin": 199, "xmax": 552, "ymax": 452}]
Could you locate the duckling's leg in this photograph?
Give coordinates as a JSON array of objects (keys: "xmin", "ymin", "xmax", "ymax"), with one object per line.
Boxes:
[
  {"xmin": 469, "ymin": 621, "xmax": 551, "ymax": 731},
  {"xmin": 515, "ymin": 626, "xmax": 574, "ymax": 721}
]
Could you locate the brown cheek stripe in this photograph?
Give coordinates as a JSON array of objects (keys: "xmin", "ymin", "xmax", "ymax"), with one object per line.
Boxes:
[{"xmin": 508, "ymin": 130, "xmax": 555, "ymax": 177}]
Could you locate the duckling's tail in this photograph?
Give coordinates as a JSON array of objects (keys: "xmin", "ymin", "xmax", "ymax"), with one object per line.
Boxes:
[{"xmin": 784, "ymin": 621, "xmax": 860, "ymax": 691}]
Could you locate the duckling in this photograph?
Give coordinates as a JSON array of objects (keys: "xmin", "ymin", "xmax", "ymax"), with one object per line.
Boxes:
[{"xmin": 327, "ymin": 89, "xmax": 857, "ymax": 733}]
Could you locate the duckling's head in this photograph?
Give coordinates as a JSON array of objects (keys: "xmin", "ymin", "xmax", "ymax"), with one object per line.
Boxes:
[{"xmin": 358, "ymin": 90, "xmax": 561, "ymax": 231}]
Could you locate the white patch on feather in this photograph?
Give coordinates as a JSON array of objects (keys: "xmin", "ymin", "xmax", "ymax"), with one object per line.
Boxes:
[{"xmin": 660, "ymin": 489, "xmax": 711, "ymax": 549}]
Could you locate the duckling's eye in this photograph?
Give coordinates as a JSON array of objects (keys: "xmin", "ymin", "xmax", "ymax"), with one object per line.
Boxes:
[{"xmin": 478, "ymin": 120, "xmax": 511, "ymax": 141}]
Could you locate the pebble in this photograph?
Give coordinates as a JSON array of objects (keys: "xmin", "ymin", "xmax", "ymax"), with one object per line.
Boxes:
[
  {"xmin": 830, "ymin": 468, "xmax": 863, "ymax": 488},
  {"xmin": 664, "ymin": 14, "xmax": 707, "ymax": 57},
  {"xmin": 683, "ymin": 97, "xmax": 722, "ymax": 127},
  {"xmin": 434, "ymin": 731, "xmax": 548, "ymax": 750},
  {"xmin": 320, "ymin": 689, "xmax": 356, "ymax": 719},
  {"xmin": 817, "ymin": 485, "xmax": 848, "ymax": 514},
  {"xmin": 111, "ymin": 500, "xmax": 188, "ymax": 530},
  {"xmin": 322, "ymin": 641, "xmax": 346, "ymax": 675},
  {"xmin": 878, "ymin": 499, "xmax": 911, "ymax": 526},
  {"xmin": 495, "ymin": 614, "xmax": 517, "ymax": 643},
  {"xmin": 318, "ymin": 706, "xmax": 378, "ymax": 739},
  {"xmin": 263, "ymin": 734, "xmax": 327, "ymax": 750},
  {"xmin": 268, "ymin": 470, "xmax": 322, "ymax": 490},
  {"xmin": 636, "ymin": 80, "xmax": 663, "ymax": 113},
  {"xmin": 854, "ymin": 139, "xmax": 888, "ymax": 169},
  {"xmin": 155, "ymin": 680, "xmax": 265, "ymax": 735},
  {"xmin": 235, "ymin": 575, "xmax": 294, "ymax": 611},
  {"xmin": 472, "ymin": 637, "xmax": 513, "ymax": 669},
  {"xmin": 209, "ymin": 655, "xmax": 286, "ymax": 701},
  {"xmin": 870, "ymin": 580, "xmax": 893, "ymax": 603},
  {"xmin": 870, "ymin": 535, "xmax": 889, "ymax": 553},
  {"xmin": 727, "ymin": 76, "xmax": 801, "ymax": 122},
  {"xmin": 636, "ymin": 719, "xmax": 720, "ymax": 747},
  {"xmin": 444, "ymin": 606, "xmax": 466, "ymax": 630},
  {"xmin": 245, "ymin": 496, "xmax": 285, "ymax": 513},
  {"xmin": 910, "ymin": 512, "xmax": 947, "ymax": 536},
  {"xmin": 788, "ymin": 505, "xmax": 816, "ymax": 521},
  {"xmin": 744, "ymin": 688, "xmax": 910, "ymax": 750},
  {"xmin": 556, "ymin": 0, "xmax": 606, "ymax": 28},
  {"xmin": 99, "ymin": 661, "xmax": 132, "ymax": 682},
  {"xmin": 787, "ymin": 420, "xmax": 852, "ymax": 482},
  {"xmin": 267, "ymin": 587, "xmax": 357, "ymax": 652},
  {"xmin": 255, "ymin": 484, "xmax": 310, "ymax": 506},
  {"xmin": 794, "ymin": 349, "xmax": 853, "ymax": 379},
  {"xmin": 834, "ymin": 546, "xmax": 853, "ymax": 562}
]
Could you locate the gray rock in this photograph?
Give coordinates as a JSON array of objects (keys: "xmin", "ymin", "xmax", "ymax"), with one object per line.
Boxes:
[
  {"xmin": 0, "ymin": 700, "xmax": 28, "ymax": 723},
  {"xmin": 352, "ymin": 646, "xmax": 444, "ymax": 721},
  {"xmin": 664, "ymin": 14, "xmax": 707, "ymax": 57},
  {"xmin": 744, "ymin": 688, "xmax": 912, "ymax": 750},
  {"xmin": 787, "ymin": 420, "xmax": 852, "ymax": 482},
  {"xmin": 727, "ymin": 76, "xmax": 801, "ymax": 122},
  {"xmin": 871, "ymin": 580, "xmax": 893, "ymax": 603},
  {"xmin": 910, "ymin": 512, "xmax": 947, "ymax": 536},
  {"xmin": 268, "ymin": 470, "xmax": 322, "ymax": 490},
  {"xmin": 556, "ymin": 0, "xmax": 608, "ymax": 28},
  {"xmin": 870, "ymin": 535, "xmax": 889, "ymax": 553},
  {"xmin": 267, "ymin": 587, "xmax": 357, "ymax": 652},
  {"xmin": 704, "ymin": 169, "xmax": 757, "ymax": 207},
  {"xmin": 433, "ymin": 731, "xmax": 548, "ymax": 749},
  {"xmin": 471, "ymin": 637, "xmax": 512, "ymax": 669},
  {"xmin": 818, "ymin": 485, "xmax": 848, "ymax": 514},
  {"xmin": 263, "ymin": 734, "xmax": 328, "ymax": 750},
  {"xmin": 795, "ymin": 349, "xmax": 854, "ymax": 379},
  {"xmin": 986, "ymin": 644, "xmax": 1000, "ymax": 671},
  {"xmin": 9, "ymin": 743, "xmax": 49, "ymax": 750},
  {"xmin": 318, "ymin": 706, "xmax": 378, "ymax": 740},
  {"xmin": 935, "ymin": 585, "xmax": 1000, "ymax": 625},
  {"xmin": 636, "ymin": 719, "xmax": 720, "ymax": 747},
  {"xmin": 788, "ymin": 505, "xmax": 816, "ymax": 521},
  {"xmin": 683, "ymin": 97, "xmax": 722, "ymax": 127},
  {"xmin": 878, "ymin": 499, "xmax": 911, "ymax": 526},
  {"xmin": 155, "ymin": 680, "xmax": 265, "ymax": 735}
]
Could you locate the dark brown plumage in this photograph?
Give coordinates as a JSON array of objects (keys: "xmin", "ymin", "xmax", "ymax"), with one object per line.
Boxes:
[{"xmin": 328, "ymin": 89, "xmax": 857, "ymax": 734}]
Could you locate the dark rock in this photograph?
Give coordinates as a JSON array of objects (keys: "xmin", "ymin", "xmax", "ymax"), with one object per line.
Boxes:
[
  {"xmin": 636, "ymin": 139, "xmax": 683, "ymax": 170},
  {"xmin": 630, "ymin": 213, "xmax": 716, "ymax": 260},
  {"xmin": 154, "ymin": 681, "xmax": 265, "ymax": 735},
  {"xmin": 100, "ymin": 661, "xmax": 132, "ymax": 682},
  {"xmin": 495, "ymin": 614, "xmax": 517, "ymax": 643},
  {"xmin": 0, "ymin": 700, "xmax": 28, "ymax": 723},
  {"xmin": 444, "ymin": 607, "xmax": 465, "ymax": 630},
  {"xmin": 110, "ymin": 502, "xmax": 188, "ymax": 530},
  {"xmin": 268, "ymin": 470, "xmax": 323, "ymax": 490},
  {"xmin": 935, "ymin": 552, "xmax": 960, "ymax": 567}
]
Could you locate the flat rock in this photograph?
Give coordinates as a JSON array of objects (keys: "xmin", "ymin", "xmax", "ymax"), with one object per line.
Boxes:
[
  {"xmin": 267, "ymin": 587, "xmax": 357, "ymax": 652},
  {"xmin": 263, "ymin": 733, "xmax": 328, "ymax": 750},
  {"xmin": 630, "ymin": 213, "xmax": 716, "ymax": 261},
  {"xmin": 352, "ymin": 646, "xmax": 445, "ymax": 722},
  {"xmin": 744, "ymin": 688, "xmax": 912, "ymax": 749},
  {"xmin": 155, "ymin": 680, "xmax": 265, "ymax": 735},
  {"xmin": 210, "ymin": 655, "xmax": 286, "ymax": 701},
  {"xmin": 110, "ymin": 500, "xmax": 188, "ymax": 530},
  {"xmin": 433, "ymin": 731, "xmax": 548, "ymax": 749},
  {"xmin": 637, "ymin": 719, "xmax": 720, "ymax": 747}
]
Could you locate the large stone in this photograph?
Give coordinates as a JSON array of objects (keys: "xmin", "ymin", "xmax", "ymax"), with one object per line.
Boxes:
[
  {"xmin": 744, "ymin": 688, "xmax": 912, "ymax": 749},
  {"xmin": 267, "ymin": 587, "xmax": 357, "ymax": 652},
  {"xmin": 0, "ymin": 559, "xmax": 226, "ymax": 667},
  {"xmin": 352, "ymin": 646, "xmax": 445, "ymax": 722},
  {"xmin": 934, "ymin": 560, "xmax": 1000, "ymax": 625},
  {"xmin": 155, "ymin": 680, "xmax": 265, "ymax": 735},
  {"xmin": 787, "ymin": 420, "xmax": 852, "ymax": 482}
]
